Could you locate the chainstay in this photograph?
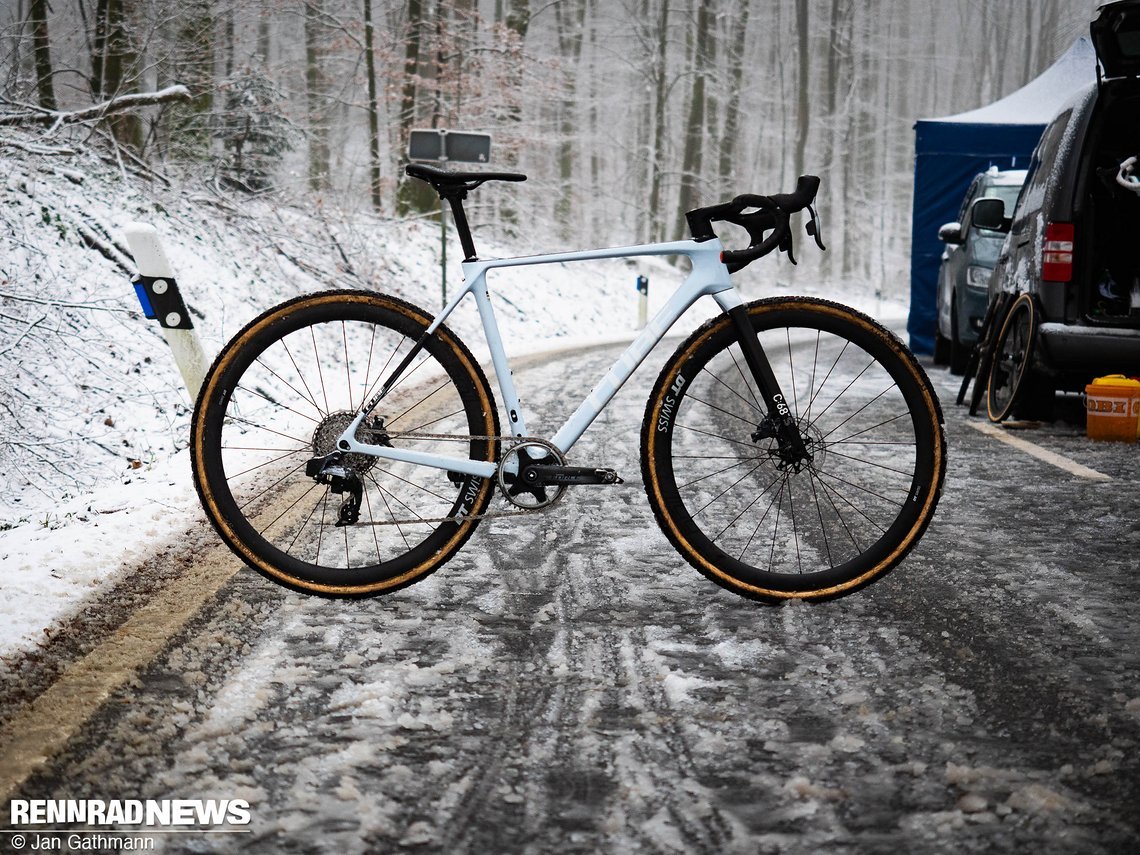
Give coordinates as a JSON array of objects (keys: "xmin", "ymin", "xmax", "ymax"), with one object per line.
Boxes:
[{"xmin": 349, "ymin": 431, "xmax": 566, "ymax": 526}]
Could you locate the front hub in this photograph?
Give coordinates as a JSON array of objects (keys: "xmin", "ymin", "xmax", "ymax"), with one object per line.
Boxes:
[{"xmin": 751, "ymin": 416, "xmax": 825, "ymax": 473}]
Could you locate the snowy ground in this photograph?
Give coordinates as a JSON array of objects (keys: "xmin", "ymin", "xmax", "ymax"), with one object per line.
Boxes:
[
  {"xmin": 3, "ymin": 345, "xmax": 1139, "ymax": 853},
  {"xmin": 0, "ymin": 141, "xmax": 900, "ymax": 659}
]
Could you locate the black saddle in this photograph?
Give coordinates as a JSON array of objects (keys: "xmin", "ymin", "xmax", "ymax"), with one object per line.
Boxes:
[{"xmin": 405, "ymin": 163, "xmax": 526, "ymax": 198}]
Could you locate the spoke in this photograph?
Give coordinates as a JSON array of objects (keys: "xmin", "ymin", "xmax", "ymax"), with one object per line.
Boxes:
[
  {"xmin": 806, "ymin": 339, "xmax": 850, "ymax": 415},
  {"xmin": 807, "ymin": 473, "xmax": 834, "ymax": 567},
  {"xmin": 823, "ymin": 448, "xmax": 916, "ymax": 479},
  {"xmin": 370, "ymin": 473, "xmax": 411, "ymax": 551},
  {"xmin": 827, "ymin": 440, "xmax": 916, "ymax": 446},
  {"xmin": 368, "ymin": 472, "xmax": 436, "ymax": 525},
  {"xmin": 675, "ymin": 421, "xmax": 762, "ymax": 451},
  {"xmin": 808, "ymin": 357, "xmax": 876, "ymax": 427},
  {"xmin": 728, "ymin": 346, "xmax": 765, "ymax": 414},
  {"xmin": 815, "ymin": 468, "xmax": 903, "ymax": 514},
  {"xmin": 387, "ymin": 379, "xmax": 453, "ymax": 427},
  {"xmin": 677, "ymin": 457, "xmax": 755, "ymax": 491},
  {"xmin": 819, "ymin": 382, "xmax": 896, "ymax": 443},
  {"xmin": 226, "ymin": 415, "xmax": 311, "ymax": 448},
  {"xmin": 361, "ymin": 324, "xmax": 378, "ymax": 411},
  {"xmin": 343, "ymin": 518, "xmax": 351, "ymax": 571},
  {"xmin": 281, "ymin": 337, "xmax": 327, "ymax": 419},
  {"xmin": 316, "ymin": 489, "xmax": 330, "ymax": 565},
  {"xmin": 700, "ymin": 363, "xmax": 764, "ymax": 418},
  {"xmin": 222, "ymin": 445, "xmax": 310, "ymax": 453},
  {"xmin": 343, "ymin": 321, "xmax": 354, "ymax": 412},
  {"xmin": 806, "ymin": 330, "xmax": 821, "ymax": 422},
  {"xmin": 767, "ymin": 478, "xmax": 786, "ymax": 572},
  {"xmin": 228, "ymin": 447, "xmax": 313, "ymax": 481},
  {"xmin": 786, "ymin": 328, "xmax": 799, "ymax": 419},
  {"xmin": 787, "ymin": 474, "xmax": 801, "ymax": 574},
  {"xmin": 826, "ymin": 411, "xmax": 912, "ymax": 446},
  {"xmin": 673, "ymin": 454, "xmax": 762, "ymax": 460},
  {"xmin": 235, "ymin": 461, "xmax": 308, "ymax": 512},
  {"xmin": 285, "ymin": 487, "xmax": 328, "ymax": 555},
  {"xmin": 373, "ymin": 464, "xmax": 457, "ymax": 505},
  {"xmin": 360, "ymin": 334, "xmax": 408, "ymax": 407},
  {"xmin": 259, "ymin": 480, "xmax": 322, "ymax": 538},
  {"xmin": 311, "ymin": 326, "xmax": 331, "ymax": 415},
  {"xmin": 813, "ymin": 472, "xmax": 862, "ymax": 552},
  {"xmin": 710, "ymin": 468, "xmax": 783, "ymax": 543},
  {"xmin": 396, "ymin": 408, "xmax": 468, "ymax": 435},
  {"xmin": 730, "ymin": 474, "xmax": 786, "ymax": 559},
  {"xmin": 694, "ymin": 461, "xmax": 768, "ymax": 518},
  {"xmin": 384, "ymin": 353, "xmax": 434, "ymax": 399},
  {"xmin": 235, "ymin": 382, "xmax": 320, "ymax": 425},
  {"xmin": 682, "ymin": 392, "xmax": 761, "ymax": 428},
  {"xmin": 361, "ymin": 485, "xmax": 384, "ymax": 565},
  {"xmin": 253, "ymin": 356, "xmax": 324, "ymax": 418}
]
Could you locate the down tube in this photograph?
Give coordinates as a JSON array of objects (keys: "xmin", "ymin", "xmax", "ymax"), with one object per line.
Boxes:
[{"xmin": 549, "ymin": 285, "xmax": 723, "ymax": 453}]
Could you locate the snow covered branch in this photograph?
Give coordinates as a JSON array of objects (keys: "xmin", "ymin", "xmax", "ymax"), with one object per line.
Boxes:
[{"xmin": 0, "ymin": 86, "xmax": 192, "ymax": 128}]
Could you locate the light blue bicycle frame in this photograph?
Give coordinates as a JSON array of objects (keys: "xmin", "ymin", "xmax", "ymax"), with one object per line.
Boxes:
[{"xmin": 334, "ymin": 237, "xmax": 743, "ymax": 479}]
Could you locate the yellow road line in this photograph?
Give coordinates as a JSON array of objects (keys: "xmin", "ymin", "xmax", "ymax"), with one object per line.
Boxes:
[{"xmin": 0, "ymin": 546, "xmax": 241, "ymax": 799}]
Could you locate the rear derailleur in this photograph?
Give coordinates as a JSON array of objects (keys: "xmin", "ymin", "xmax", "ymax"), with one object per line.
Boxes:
[{"xmin": 305, "ymin": 452, "xmax": 363, "ymax": 527}]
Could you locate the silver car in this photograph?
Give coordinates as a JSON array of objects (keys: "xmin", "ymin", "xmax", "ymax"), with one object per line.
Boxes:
[{"xmin": 934, "ymin": 167, "xmax": 1026, "ymax": 373}]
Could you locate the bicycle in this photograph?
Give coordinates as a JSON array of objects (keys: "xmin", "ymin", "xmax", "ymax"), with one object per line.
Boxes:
[{"xmin": 191, "ymin": 164, "xmax": 946, "ymax": 602}]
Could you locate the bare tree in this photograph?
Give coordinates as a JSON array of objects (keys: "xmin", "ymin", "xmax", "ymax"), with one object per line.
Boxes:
[
  {"xmin": 90, "ymin": 0, "xmax": 142, "ymax": 146},
  {"xmin": 305, "ymin": 0, "xmax": 330, "ymax": 192},
  {"xmin": 675, "ymin": 0, "xmax": 714, "ymax": 240},
  {"xmin": 363, "ymin": 0, "xmax": 382, "ymax": 210},
  {"xmin": 28, "ymin": 0, "xmax": 55, "ymax": 110}
]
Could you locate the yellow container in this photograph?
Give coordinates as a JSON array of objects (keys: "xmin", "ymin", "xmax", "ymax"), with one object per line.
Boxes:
[{"xmin": 1085, "ymin": 375, "xmax": 1140, "ymax": 442}]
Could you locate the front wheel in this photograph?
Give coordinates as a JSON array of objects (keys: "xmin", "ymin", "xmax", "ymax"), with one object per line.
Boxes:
[
  {"xmin": 641, "ymin": 297, "xmax": 946, "ymax": 603},
  {"xmin": 191, "ymin": 290, "xmax": 500, "ymax": 597}
]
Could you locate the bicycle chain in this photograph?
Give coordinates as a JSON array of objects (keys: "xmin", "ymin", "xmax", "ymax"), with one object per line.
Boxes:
[{"xmin": 348, "ymin": 431, "xmax": 566, "ymax": 527}]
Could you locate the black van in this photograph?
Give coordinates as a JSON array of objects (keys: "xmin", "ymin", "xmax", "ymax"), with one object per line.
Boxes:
[{"xmin": 977, "ymin": 0, "xmax": 1140, "ymax": 414}]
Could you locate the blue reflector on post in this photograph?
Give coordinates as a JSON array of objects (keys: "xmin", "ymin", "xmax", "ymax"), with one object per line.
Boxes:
[{"xmin": 133, "ymin": 281, "xmax": 156, "ymax": 318}]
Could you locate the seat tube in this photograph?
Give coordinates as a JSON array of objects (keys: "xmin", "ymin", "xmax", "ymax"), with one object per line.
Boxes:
[{"xmin": 444, "ymin": 193, "xmax": 478, "ymax": 261}]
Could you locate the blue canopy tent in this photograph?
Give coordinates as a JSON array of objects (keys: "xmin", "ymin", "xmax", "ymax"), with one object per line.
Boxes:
[{"xmin": 907, "ymin": 38, "xmax": 1097, "ymax": 354}]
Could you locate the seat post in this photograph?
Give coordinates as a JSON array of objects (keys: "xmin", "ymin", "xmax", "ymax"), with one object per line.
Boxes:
[{"xmin": 439, "ymin": 189, "xmax": 478, "ymax": 261}]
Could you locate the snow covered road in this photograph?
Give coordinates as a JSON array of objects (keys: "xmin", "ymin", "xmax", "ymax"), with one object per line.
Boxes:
[{"xmin": 3, "ymin": 340, "xmax": 1140, "ymax": 853}]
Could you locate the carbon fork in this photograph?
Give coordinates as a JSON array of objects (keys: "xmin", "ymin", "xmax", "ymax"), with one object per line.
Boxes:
[{"xmin": 725, "ymin": 305, "xmax": 811, "ymax": 468}]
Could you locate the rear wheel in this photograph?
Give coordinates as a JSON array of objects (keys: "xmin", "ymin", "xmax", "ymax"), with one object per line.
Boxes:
[
  {"xmin": 642, "ymin": 297, "xmax": 946, "ymax": 603},
  {"xmin": 192, "ymin": 290, "xmax": 499, "ymax": 597}
]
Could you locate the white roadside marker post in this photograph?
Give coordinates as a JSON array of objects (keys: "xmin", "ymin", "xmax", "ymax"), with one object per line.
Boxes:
[
  {"xmin": 123, "ymin": 223, "xmax": 209, "ymax": 402},
  {"xmin": 636, "ymin": 274, "xmax": 649, "ymax": 329}
]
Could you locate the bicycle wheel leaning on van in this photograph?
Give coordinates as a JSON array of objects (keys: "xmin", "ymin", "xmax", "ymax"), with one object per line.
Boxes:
[{"xmin": 986, "ymin": 292, "xmax": 1038, "ymax": 423}]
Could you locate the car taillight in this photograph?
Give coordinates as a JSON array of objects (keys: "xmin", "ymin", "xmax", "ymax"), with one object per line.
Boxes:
[{"xmin": 1042, "ymin": 222, "xmax": 1074, "ymax": 282}]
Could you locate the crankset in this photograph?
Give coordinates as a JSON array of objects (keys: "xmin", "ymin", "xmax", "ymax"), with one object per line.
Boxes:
[{"xmin": 496, "ymin": 439, "xmax": 623, "ymax": 510}]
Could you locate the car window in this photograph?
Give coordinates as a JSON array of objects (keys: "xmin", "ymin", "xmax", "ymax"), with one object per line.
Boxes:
[
  {"xmin": 1017, "ymin": 111, "xmax": 1072, "ymax": 217},
  {"xmin": 983, "ymin": 184, "xmax": 1023, "ymax": 210},
  {"xmin": 970, "ymin": 233, "xmax": 1006, "ymax": 266},
  {"xmin": 958, "ymin": 177, "xmax": 982, "ymax": 222}
]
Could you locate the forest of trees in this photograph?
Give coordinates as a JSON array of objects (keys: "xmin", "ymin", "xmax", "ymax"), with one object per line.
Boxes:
[{"xmin": 0, "ymin": 0, "xmax": 1102, "ymax": 290}]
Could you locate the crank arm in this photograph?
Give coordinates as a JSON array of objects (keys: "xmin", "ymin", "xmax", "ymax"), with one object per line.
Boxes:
[{"xmin": 527, "ymin": 465, "xmax": 623, "ymax": 486}]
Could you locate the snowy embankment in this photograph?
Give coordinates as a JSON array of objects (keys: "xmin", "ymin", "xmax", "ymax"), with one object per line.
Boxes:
[{"xmin": 0, "ymin": 139, "xmax": 904, "ymax": 657}]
